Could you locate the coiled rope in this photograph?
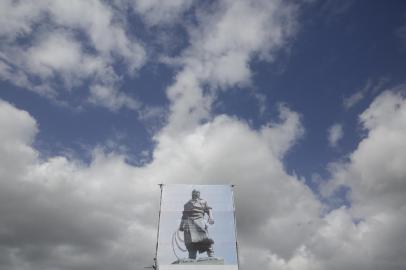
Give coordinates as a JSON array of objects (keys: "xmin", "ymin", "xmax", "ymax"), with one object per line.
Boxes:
[{"xmin": 171, "ymin": 230, "xmax": 187, "ymax": 260}]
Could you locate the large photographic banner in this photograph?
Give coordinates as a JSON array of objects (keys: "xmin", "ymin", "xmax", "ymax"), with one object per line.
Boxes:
[{"xmin": 157, "ymin": 184, "xmax": 238, "ymax": 270}]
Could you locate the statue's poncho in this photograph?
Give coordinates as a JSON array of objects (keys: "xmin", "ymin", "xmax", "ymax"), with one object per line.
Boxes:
[{"xmin": 181, "ymin": 198, "xmax": 214, "ymax": 253}]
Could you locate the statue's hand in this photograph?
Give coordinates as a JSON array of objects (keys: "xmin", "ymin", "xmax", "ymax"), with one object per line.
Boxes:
[{"xmin": 208, "ymin": 218, "xmax": 214, "ymax": 225}]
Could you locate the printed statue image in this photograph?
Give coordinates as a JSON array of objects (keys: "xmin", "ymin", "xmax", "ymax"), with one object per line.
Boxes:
[
  {"xmin": 156, "ymin": 184, "xmax": 238, "ymax": 269},
  {"xmin": 179, "ymin": 189, "xmax": 215, "ymax": 259}
]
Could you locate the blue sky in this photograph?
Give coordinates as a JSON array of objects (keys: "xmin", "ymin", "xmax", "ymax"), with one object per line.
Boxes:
[{"xmin": 1, "ymin": 1, "xmax": 406, "ymax": 270}]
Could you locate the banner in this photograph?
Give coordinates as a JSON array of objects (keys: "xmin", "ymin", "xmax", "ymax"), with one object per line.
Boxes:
[{"xmin": 156, "ymin": 184, "xmax": 239, "ymax": 270}]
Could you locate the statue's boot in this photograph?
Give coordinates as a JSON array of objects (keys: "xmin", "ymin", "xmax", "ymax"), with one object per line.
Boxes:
[{"xmin": 188, "ymin": 249, "xmax": 197, "ymax": 259}]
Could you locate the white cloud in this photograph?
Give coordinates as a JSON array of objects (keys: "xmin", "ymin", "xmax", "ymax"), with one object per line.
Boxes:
[
  {"xmin": 0, "ymin": 97, "xmax": 319, "ymax": 270},
  {"xmin": 21, "ymin": 31, "xmax": 115, "ymax": 91},
  {"xmin": 0, "ymin": 0, "xmax": 297, "ymax": 114},
  {"xmin": 318, "ymin": 89, "xmax": 406, "ymax": 269},
  {"xmin": 343, "ymin": 77, "xmax": 389, "ymax": 110},
  {"xmin": 0, "ymin": 100, "xmax": 38, "ymax": 180},
  {"xmin": 327, "ymin": 123, "xmax": 343, "ymax": 147},
  {"xmin": 25, "ymin": 33, "xmax": 83, "ymax": 78},
  {"xmin": 163, "ymin": 0, "xmax": 299, "ymax": 135},
  {"xmin": 0, "ymin": 0, "xmax": 145, "ymax": 111},
  {"xmin": 260, "ymin": 104, "xmax": 304, "ymax": 158},
  {"xmin": 46, "ymin": 0, "xmax": 145, "ymax": 72},
  {"xmin": 0, "ymin": 0, "xmax": 44, "ymax": 40},
  {"xmin": 232, "ymin": 88, "xmax": 406, "ymax": 270},
  {"xmin": 132, "ymin": 0, "xmax": 196, "ymax": 25},
  {"xmin": 341, "ymin": 91, "xmax": 406, "ymax": 214},
  {"xmin": 89, "ymin": 85, "xmax": 140, "ymax": 111},
  {"xmin": 185, "ymin": 0, "xmax": 297, "ymax": 87},
  {"xmin": 0, "ymin": 100, "xmax": 157, "ymax": 270},
  {"xmin": 343, "ymin": 91, "xmax": 365, "ymax": 110},
  {"xmin": 2, "ymin": 88, "xmax": 406, "ymax": 269}
]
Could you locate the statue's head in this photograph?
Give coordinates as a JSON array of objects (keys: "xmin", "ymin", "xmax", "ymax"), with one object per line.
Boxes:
[{"xmin": 192, "ymin": 189, "xmax": 200, "ymax": 200}]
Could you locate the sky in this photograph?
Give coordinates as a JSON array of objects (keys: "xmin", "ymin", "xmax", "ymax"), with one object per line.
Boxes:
[{"xmin": 0, "ymin": 0, "xmax": 406, "ymax": 269}]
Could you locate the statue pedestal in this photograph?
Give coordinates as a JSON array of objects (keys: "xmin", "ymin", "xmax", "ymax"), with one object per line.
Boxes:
[{"xmin": 172, "ymin": 257, "xmax": 224, "ymax": 265}]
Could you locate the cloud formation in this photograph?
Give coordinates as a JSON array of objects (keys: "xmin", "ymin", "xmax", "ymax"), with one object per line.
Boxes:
[
  {"xmin": 0, "ymin": 3, "xmax": 307, "ymax": 268},
  {"xmin": 2, "ymin": 83, "xmax": 406, "ymax": 270},
  {"xmin": 164, "ymin": 0, "xmax": 298, "ymax": 135},
  {"xmin": 327, "ymin": 123, "xmax": 343, "ymax": 147},
  {"xmin": 343, "ymin": 77, "xmax": 389, "ymax": 110},
  {"xmin": 0, "ymin": 100, "xmax": 157, "ymax": 270},
  {"xmin": 0, "ymin": 94, "xmax": 310, "ymax": 270},
  {"xmin": 1, "ymin": 1, "xmax": 406, "ymax": 270},
  {"xmin": 132, "ymin": 0, "xmax": 196, "ymax": 25},
  {"xmin": 318, "ymin": 89, "xmax": 406, "ymax": 270},
  {"xmin": 0, "ymin": 0, "xmax": 145, "ymax": 110}
]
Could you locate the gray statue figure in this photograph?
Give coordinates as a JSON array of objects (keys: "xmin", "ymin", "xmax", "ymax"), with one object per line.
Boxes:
[{"xmin": 179, "ymin": 189, "xmax": 215, "ymax": 259}]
